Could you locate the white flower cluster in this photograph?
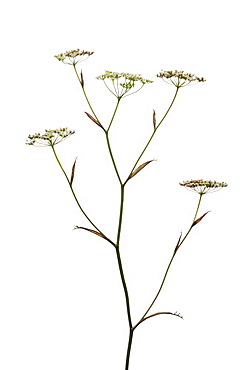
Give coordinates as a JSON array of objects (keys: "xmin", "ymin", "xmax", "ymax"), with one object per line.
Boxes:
[
  {"xmin": 157, "ymin": 70, "xmax": 206, "ymax": 87},
  {"xmin": 26, "ymin": 128, "xmax": 75, "ymax": 147},
  {"xmin": 179, "ymin": 180, "xmax": 228, "ymax": 194},
  {"xmin": 96, "ymin": 71, "xmax": 153, "ymax": 84},
  {"xmin": 54, "ymin": 49, "xmax": 94, "ymax": 65},
  {"xmin": 96, "ymin": 71, "xmax": 153, "ymax": 97}
]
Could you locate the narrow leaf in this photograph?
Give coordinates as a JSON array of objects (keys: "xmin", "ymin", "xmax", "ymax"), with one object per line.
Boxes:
[
  {"xmin": 70, "ymin": 157, "xmax": 77, "ymax": 185},
  {"xmin": 128, "ymin": 160, "xmax": 155, "ymax": 180},
  {"xmin": 80, "ymin": 70, "xmax": 84, "ymax": 88},
  {"xmin": 174, "ymin": 232, "xmax": 182, "ymax": 253},
  {"xmin": 192, "ymin": 211, "xmax": 210, "ymax": 227},
  {"xmin": 74, "ymin": 226, "xmax": 106, "ymax": 239},
  {"xmin": 153, "ymin": 109, "xmax": 156, "ymax": 130},
  {"xmin": 85, "ymin": 112, "xmax": 104, "ymax": 130}
]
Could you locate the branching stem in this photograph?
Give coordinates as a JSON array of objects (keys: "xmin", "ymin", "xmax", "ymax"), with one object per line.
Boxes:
[
  {"xmin": 127, "ymin": 87, "xmax": 179, "ymax": 180},
  {"xmin": 71, "ymin": 67, "xmax": 186, "ymax": 370},
  {"xmin": 51, "ymin": 145, "xmax": 115, "ymax": 247},
  {"xmin": 134, "ymin": 193, "xmax": 203, "ymax": 329}
]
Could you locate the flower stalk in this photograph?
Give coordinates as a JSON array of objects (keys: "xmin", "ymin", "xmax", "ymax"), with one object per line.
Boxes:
[
  {"xmin": 50, "ymin": 143, "xmax": 115, "ymax": 247},
  {"xmin": 126, "ymin": 86, "xmax": 179, "ymax": 179}
]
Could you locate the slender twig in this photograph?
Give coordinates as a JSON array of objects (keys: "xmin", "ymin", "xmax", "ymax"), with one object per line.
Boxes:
[
  {"xmin": 177, "ymin": 193, "xmax": 203, "ymax": 249},
  {"xmin": 107, "ymin": 97, "xmax": 121, "ymax": 131},
  {"xmin": 134, "ymin": 192, "xmax": 203, "ymax": 328},
  {"xmin": 125, "ymin": 87, "xmax": 179, "ymax": 183},
  {"xmin": 134, "ymin": 311, "xmax": 183, "ymax": 330},
  {"xmin": 136, "ymin": 249, "xmax": 177, "ymax": 327},
  {"xmin": 73, "ymin": 66, "xmax": 122, "ymax": 185},
  {"xmin": 105, "ymin": 132, "xmax": 122, "ymax": 184},
  {"xmin": 73, "ymin": 65, "xmax": 99, "ymax": 122},
  {"xmin": 51, "ymin": 145, "xmax": 115, "ymax": 247}
]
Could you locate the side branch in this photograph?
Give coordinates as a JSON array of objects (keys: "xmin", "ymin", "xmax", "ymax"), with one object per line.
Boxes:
[
  {"xmin": 135, "ymin": 193, "xmax": 204, "ymax": 327},
  {"xmin": 51, "ymin": 145, "xmax": 113, "ymax": 246},
  {"xmin": 126, "ymin": 87, "xmax": 179, "ymax": 179},
  {"xmin": 74, "ymin": 226, "xmax": 116, "ymax": 247},
  {"xmin": 133, "ymin": 311, "xmax": 183, "ymax": 330}
]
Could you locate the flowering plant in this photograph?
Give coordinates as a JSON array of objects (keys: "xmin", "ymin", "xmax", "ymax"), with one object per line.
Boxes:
[{"xmin": 26, "ymin": 49, "xmax": 227, "ymax": 369}]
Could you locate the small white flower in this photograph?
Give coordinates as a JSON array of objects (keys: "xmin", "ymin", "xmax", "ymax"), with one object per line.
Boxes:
[
  {"xmin": 179, "ymin": 179, "xmax": 228, "ymax": 194},
  {"xmin": 96, "ymin": 71, "xmax": 153, "ymax": 98},
  {"xmin": 54, "ymin": 49, "xmax": 94, "ymax": 65},
  {"xmin": 26, "ymin": 128, "xmax": 75, "ymax": 147},
  {"xmin": 157, "ymin": 70, "xmax": 206, "ymax": 87}
]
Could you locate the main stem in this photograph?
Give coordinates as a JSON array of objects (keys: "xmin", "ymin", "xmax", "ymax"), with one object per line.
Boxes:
[
  {"xmin": 125, "ymin": 328, "xmax": 134, "ymax": 370},
  {"xmin": 115, "ymin": 185, "xmax": 134, "ymax": 370}
]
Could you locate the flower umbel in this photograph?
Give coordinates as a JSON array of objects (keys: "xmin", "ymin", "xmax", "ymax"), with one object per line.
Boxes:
[
  {"xmin": 26, "ymin": 128, "xmax": 75, "ymax": 147},
  {"xmin": 54, "ymin": 49, "xmax": 94, "ymax": 65},
  {"xmin": 96, "ymin": 71, "xmax": 153, "ymax": 98},
  {"xmin": 157, "ymin": 70, "xmax": 206, "ymax": 87},
  {"xmin": 179, "ymin": 179, "xmax": 228, "ymax": 194}
]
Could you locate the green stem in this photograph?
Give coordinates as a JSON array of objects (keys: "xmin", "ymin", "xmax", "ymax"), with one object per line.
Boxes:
[
  {"xmin": 107, "ymin": 97, "xmax": 121, "ymax": 131},
  {"xmin": 134, "ymin": 192, "xmax": 203, "ymax": 328},
  {"xmin": 112, "ymin": 88, "xmax": 179, "ymax": 367},
  {"xmin": 70, "ymin": 67, "xmax": 133, "ymax": 366},
  {"xmin": 114, "ymin": 185, "xmax": 133, "ymax": 369},
  {"xmin": 105, "ymin": 131, "xmax": 122, "ymax": 185},
  {"xmin": 73, "ymin": 67, "xmax": 131, "ymax": 330},
  {"xmin": 125, "ymin": 328, "xmax": 134, "ymax": 370},
  {"xmin": 178, "ymin": 193, "xmax": 203, "ymax": 248},
  {"xmin": 73, "ymin": 66, "xmax": 178, "ymax": 369},
  {"xmin": 51, "ymin": 145, "xmax": 115, "ymax": 246},
  {"xmin": 126, "ymin": 87, "xmax": 179, "ymax": 181},
  {"xmin": 115, "ymin": 185, "xmax": 132, "ymax": 325},
  {"xmin": 104, "ymin": 98, "xmax": 123, "ymax": 183},
  {"xmin": 74, "ymin": 65, "xmax": 122, "ymax": 185},
  {"xmin": 104, "ymin": 113, "xmax": 132, "ymax": 367},
  {"xmin": 73, "ymin": 65, "xmax": 99, "ymax": 122},
  {"xmin": 133, "ymin": 250, "xmax": 177, "ymax": 329},
  {"xmin": 115, "ymin": 245, "xmax": 132, "ymax": 328},
  {"xmin": 116, "ymin": 185, "xmax": 125, "ymax": 246}
]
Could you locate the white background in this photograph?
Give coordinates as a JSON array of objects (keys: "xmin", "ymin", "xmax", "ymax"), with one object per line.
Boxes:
[{"xmin": 1, "ymin": 0, "xmax": 246, "ymax": 369}]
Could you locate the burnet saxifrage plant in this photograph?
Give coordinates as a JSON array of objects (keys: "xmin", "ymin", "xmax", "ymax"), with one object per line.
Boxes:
[{"xmin": 26, "ymin": 49, "xmax": 227, "ymax": 369}]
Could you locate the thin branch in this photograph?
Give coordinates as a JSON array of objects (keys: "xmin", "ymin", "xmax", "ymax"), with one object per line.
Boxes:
[{"xmin": 133, "ymin": 311, "xmax": 183, "ymax": 330}]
